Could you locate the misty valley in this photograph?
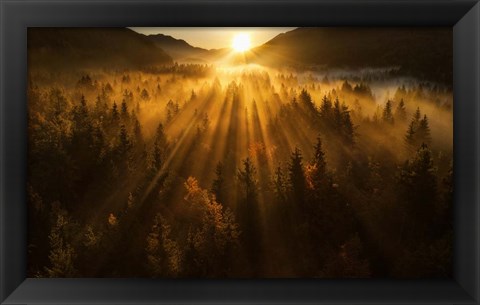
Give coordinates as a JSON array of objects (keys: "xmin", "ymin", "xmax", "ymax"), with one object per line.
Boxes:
[{"xmin": 27, "ymin": 27, "xmax": 453, "ymax": 278}]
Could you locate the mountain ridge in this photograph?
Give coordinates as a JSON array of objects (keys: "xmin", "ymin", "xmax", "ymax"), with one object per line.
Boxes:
[
  {"xmin": 247, "ymin": 27, "xmax": 452, "ymax": 84},
  {"xmin": 28, "ymin": 28, "xmax": 173, "ymax": 70}
]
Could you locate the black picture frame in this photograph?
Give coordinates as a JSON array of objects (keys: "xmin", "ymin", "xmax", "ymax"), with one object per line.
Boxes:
[{"xmin": 1, "ymin": 0, "xmax": 479, "ymax": 304}]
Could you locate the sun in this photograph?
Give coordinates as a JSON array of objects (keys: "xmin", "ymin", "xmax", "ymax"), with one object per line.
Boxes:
[{"xmin": 232, "ymin": 33, "xmax": 251, "ymax": 52}]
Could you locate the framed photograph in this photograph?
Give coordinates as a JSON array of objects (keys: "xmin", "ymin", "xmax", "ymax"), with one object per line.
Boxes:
[{"xmin": 1, "ymin": 0, "xmax": 479, "ymax": 304}]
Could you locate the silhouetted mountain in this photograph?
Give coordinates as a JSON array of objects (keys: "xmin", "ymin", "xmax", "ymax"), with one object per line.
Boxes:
[
  {"xmin": 147, "ymin": 34, "xmax": 208, "ymax": 60},
  {"xmin": 201, "ymin": 48, "xmax": 232, "ymax": 62},
  {"xmin": 147, "ymin": 33, "xmax": 231, "ymax": 63},
  {"xmin": 248, "ymin": 27, "xmax": 452, "ymax": 84},
  {"xmin": 28, "ymin": 28, "xmax": 173, "ymax": 70}
]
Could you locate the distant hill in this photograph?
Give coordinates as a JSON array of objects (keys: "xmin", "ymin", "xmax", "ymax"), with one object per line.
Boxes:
[
  {"xmin": 28, "ymin": 28, "xmax": 173, "ymax": 70},
  {"xmin": 147, "ymin": 33, "xmax": 230, "ymax": 63},
  {"xmin": 248, "ymin": 27, "xmax": 452, "ymax": 84},
  {"xmin": 147, "ymin": 33, "xmax": 208, "ymax": 60}
]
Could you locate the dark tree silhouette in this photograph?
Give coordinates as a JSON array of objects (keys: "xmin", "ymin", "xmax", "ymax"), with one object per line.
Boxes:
[
  {"xmin": 272, "ymin": 165, "xmax": 287, "ymax": 203},
  {"xmin": 382, "ymin": 100, "xmax": 394, "ymax": 124},
  {"xmin": 395, "ymin": 99, "xmax": 407, "ymax": 122},
  {"xmin": 288, "ymin": 147, "xmax": 306, "ymax": 205},
  {"xmin": 237, "ymin": 157, "xmax": 258, "ymax": 203},
  {"xmin": 211, "ymin": 162, "xmax": 226, "ymax": 205}
]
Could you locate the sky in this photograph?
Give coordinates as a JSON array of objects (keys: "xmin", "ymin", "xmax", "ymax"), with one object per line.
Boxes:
[{"xmin": 130, "ymin": 27, "xmax": 296, "ymax": 50}]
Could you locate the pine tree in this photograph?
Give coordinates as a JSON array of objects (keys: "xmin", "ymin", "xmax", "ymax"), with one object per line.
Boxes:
[
  {"xmin": 395, "ymin": 98, "xmax": 407, "ymax": 122},
  {"xmin": 299, "ymin": 89, "xmax": 314, "ymax": 107},
  {"xmin": 121, "ymin": 99, "xmax": 129, "ymax": 122},
  {"xmin": 313, "ymin": 137, "xmax": 327, "ymax": 174},
  {"xmin": 288, "ymin": 147, "xmax": 306, "ymax": 204},
  {"xmin": 272, "ymin": 165, "xmax": 287, "ymax": 202},
  {"xmin": 141, "ymin": 88, "xmax": 150, "ymax": 100},
  {"xmin": 341, "ymin": 104, "xmax": 355, "ymax": 144},
  {"xmin": 132, "ymin": 113, "xmax": 143, "ymax": 146},
  {"xmin": 333, "ymin": 98, "xmax": 343, "ymax": 130},
  {"xmin": 397, "ymin": 144, "xmax": 438, "ymax": 240},
  {"xmin": 154, "ymin": 123, "xmax": 168, "ymax": 149},
  {"xmin": 145, "ymin": 214, "xmax": 180, "ymax": 277},
  {"xmin": 416, "ymin": 114, "xmax": 432, "ymax": 145},
  {"xmin": 151, "ymin": 141, "xmax": 162, "ymax": 172},
  {"xmin": 413, "ymin": 107, "xmax": 421, "ymax": 125},
  {"xmin": 72, "ymin": 95, "xmax": 89, "ymax": 130},
  {"xmin": 91, "ymin": 123, "xmax": 105, "ymax": 160},
  {"xmin": 111, "ymin": 101, "xmax": 119, "ymax": 123},
  {"xmin": 382, "ymin": 100, "xmax": 395, "ymax": 124},
  {"xmin": 211, "ymin": 162, "xmax": 226, "ymax": 205},
  {"xmin": 320, "ymin": 96, "xmax": 332, "ymax": 117},
  {"xmin": 151, "ymin": 123, "xmax": 167, "ymax": 172},
  {"xmin": 123, "ymin": 89, "xmax": 133, "ymax": 103},
  {"xmin": 71, "ymin": 95, "xmax": 93, "ymax": 155},
  {"xmin": 407, "ymin": 143, "xmax": 437, "ymax": 203},
  {"xmin": 341, "ymin": 80, "xmax": 353, "ymax": 93},
  {"xmin": 174, "ymin": 102, "xmax": 180, "ymax": 114},
  {"xmin": 182, "ymin": 177, "xmax": 240, "ymax": 276},
  {"xmin": 118, "ymin": 124, "xmax": 131, "ymax": 157},
  {"xmin": 405, "ymin": 110, "xmax": 431, "ymax": 151},
  {"xmin": 309, "ymin": 137, "xmax": 330, "ymax": 193},
  {"xmin": 104, "ymin": 82, "xmax": 113, "ymax": 94},
  {"xmin": 291, "ymin": 96, "xmax": 298, "ymax": 108},
  {"xmin": 405, "ymin": 119, "xmax": 417, "ymax": 148},
  {"xmin": 394, "ymin": 85, "xmax": 407, "ymax": 101},
  {"xmin": 94, "ymin": 95, "xmax": 106, "ymax": 119},
  {"xmin": 405, "ymin": 108, "xmax": 421, "ymax": 148},
  {"xmin": 166, "ymin": 109, "xmax": 172, "ymax": 123},
  {"xmin": 367, "ymin": 157, "xmax": 382, "ymax": 194},
  {"xmin": 237, "ymin": 158, "xmax": 258, "ymax": 202},
  {"xmin": 45, "ymin": 212, "xmax": 77, "ymax": 277}
]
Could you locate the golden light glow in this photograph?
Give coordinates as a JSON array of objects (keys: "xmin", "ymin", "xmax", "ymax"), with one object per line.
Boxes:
[{"xmin": 232, "ymin": 33, "xmax": 251, "ymax": 52}]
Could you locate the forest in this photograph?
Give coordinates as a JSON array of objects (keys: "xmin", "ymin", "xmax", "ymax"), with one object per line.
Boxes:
[{"xmin": 27, "ymin": 28, "xmax": 453, "ymax": 278}]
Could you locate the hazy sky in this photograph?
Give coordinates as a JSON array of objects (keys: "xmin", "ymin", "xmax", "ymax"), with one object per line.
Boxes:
[{"xmin": 130, "ymin": 27, "xmax": 296, "ymax": 50}]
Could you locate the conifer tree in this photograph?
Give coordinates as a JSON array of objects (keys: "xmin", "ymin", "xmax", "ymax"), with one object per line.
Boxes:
[
  {"xmin": 71, "ymin": 95, "xmax": 94, "ymax": 159},
  {"xmin": 132, "ymin": 114, "xmax": 143, "ymax": 146},
  {"xmin": 413, "ymin": 107, "xmax": 421, "ymax": 124},
  {"xmin": 288, "ymin": 147, "xmax": 306, "ymax": 204},
  {"xmin": 341, "ymin": 80, "xmax": 353, "ymax": 93},
  {"xmin": 152, "ymin": 144, "xmax": 162, "ymax": 173},
  {"xmin": 398, "ymin": 144, "xmax": 438, "ymax": 239},
  {"xmin": 145, "ymin": 214, "xmax": 180, "ymax": 277},
  {"xmin": 405, "ymin": 120, "xmax": 417, "ymax": 148},
  {"xmin": 309, "ymin": 137, "xmax": 330, "ymax": 194},
  {"xmin": 299, "ymin": 89, "xmax": 315, "ymax": 108},
  {"xmin": 141, "ymin": 88, "xmax": 150, "ymax": 100},
  {"xmin": 333, "ymin": 98, "xmax": 343, "ymax": 130},
  {"xmin": 405, "ymin": 109, "xmax": 431, "ymax": 151},
  {"xmin": 151, "ymin": 123, "xmax": 168, "ymax": 172},
  {"xmin": 154, "ymin": 123, "xmax": 168, "ymax": 149},
  {"xmin": 237, "ymin": 158, "xmax": 258, "ymax": 202},
  {"xmin": 111, "ymin": 101, "xmax": 119, "ymax": 124},
  {"xmin": 211, "ymin": 162, "xmax": 226, "ymax": 205},
  {"xmin": 417, "ymin": 114, "xmax": 432, "ymax": 145},
  {"xmin": 382, "ymin": 100, "xmax": 395, "ymax": 124},
  {"xmin": 45, "ymin": 212, "xmax": 77, "ymax": 277},
  {"xmin": 118, "ymin": 124, "xmax": 132, "ymax": 157},
  {"xmin": 319, "ymin": 95, "xmax": 332, "ymax": 121},
  {"xmin": 72, "ymin": 95, "xmax": 89, "ymax": 130},
  {"xmin": 395, "ymin": 98, "xmax": 407, "ymax": 122},
  {"xmin": 121, "ymin": 99, "xmax": 129, "ymax": 122},
  {"xmin": 342, "ymin": 104, "xmax": 355, "ymax": 144},
  {"xmin": 272, "ymin": 165, "xmax": 287, "ymax": 203}
]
